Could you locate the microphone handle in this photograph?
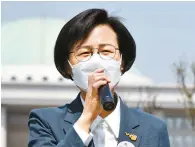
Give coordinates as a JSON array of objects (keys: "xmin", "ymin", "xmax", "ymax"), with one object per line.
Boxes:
[{"xmin": 98, "ymin": 83, "xmax": 115, "ymax": 111}]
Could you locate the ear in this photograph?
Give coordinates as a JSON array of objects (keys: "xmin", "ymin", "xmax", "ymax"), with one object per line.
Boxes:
[
  {"xmin": 120, "ymin": 60, "xmax": 125, "ymax": 73},
  {"xmin": 120, "ymin": 66, "xmax": 123, "ymax": 72}
]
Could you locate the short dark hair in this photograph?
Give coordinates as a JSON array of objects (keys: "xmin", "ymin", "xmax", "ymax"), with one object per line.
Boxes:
[{"xmin": 54, "ymin": 8, "xmax": 136, "ymax": 80}]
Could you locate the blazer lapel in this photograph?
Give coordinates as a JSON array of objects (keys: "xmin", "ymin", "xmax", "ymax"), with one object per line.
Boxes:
[
  {"xmin": 63, "ymin": 93, "xmax": 95, "ymax": 147},
  {"xmin": 63, "ymin": 93, "xmax": 83, "ymax": 124},
  {"xmin": 118, "ymin": 98, "xmax": 142, "ymax": 147}
]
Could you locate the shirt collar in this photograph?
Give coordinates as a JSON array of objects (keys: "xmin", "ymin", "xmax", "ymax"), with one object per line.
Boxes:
[{"xmin": 80, "ymin": 93, "xmax": 121, "ymax": 138}]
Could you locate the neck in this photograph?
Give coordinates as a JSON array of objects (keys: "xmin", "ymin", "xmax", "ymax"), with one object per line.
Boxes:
[{"xmin": 80, "ymin": 89, "xmax": 115, "ymax": 118}]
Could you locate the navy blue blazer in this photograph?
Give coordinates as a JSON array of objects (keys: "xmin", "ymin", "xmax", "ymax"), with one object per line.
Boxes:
[{"xmin": 28, "ymin": 93, "xmax": 170, "ymax": 147}]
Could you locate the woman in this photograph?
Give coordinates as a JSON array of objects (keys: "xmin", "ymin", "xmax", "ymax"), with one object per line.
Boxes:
[{"xmin": 28, "ymin": 9, "xmax": 170, "ymax": 147}]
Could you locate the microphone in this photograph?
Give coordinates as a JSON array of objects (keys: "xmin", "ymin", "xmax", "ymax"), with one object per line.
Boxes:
[{"xmin": 98, "ymin": 83, "xmax": 115, "ymax": 111}]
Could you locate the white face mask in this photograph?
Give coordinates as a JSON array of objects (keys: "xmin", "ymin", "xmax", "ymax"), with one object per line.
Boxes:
[{"xmin": 68, "ymin": 54, "xmax": 122, "ymax": 92}]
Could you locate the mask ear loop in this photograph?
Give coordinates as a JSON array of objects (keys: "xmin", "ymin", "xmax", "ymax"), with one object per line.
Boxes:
[
  {"xmin": 120, "ymin": 54, "xmax": 123, "ymax": 76},
  {"xmin": 66, "ymin": 60, "xmax": 74, "ymax": 81},
  {"xmin": 67, "ymin": 60, "xmax": 73, "ymax": 68},
  {"xmin": 120, "ymin": 54, "xmax": 123, "ymax": 64}
]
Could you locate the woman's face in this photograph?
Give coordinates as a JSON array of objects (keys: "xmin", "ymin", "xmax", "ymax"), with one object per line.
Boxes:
[{"xmin": 69, "ymin": 25, "xmax": 121, "ymax": 66}]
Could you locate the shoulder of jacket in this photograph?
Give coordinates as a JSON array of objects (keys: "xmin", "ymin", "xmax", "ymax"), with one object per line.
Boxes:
[
  {"xmin": 29, "ymin": 104, "xmax": 69, "ymax": 118},
  {"xmin": 131, "ymin": 108, "xmax": 167, "ymax": 129}
]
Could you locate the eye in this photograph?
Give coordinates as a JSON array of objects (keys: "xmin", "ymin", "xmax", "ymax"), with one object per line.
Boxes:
[
  {"xmin": 76, "ymin": 47, "xmax": 91, "ymax": 56},
  {"xmin": 78, "ymin": 51, "xmax": 91, "ymax": 57},
  {"xmin": 102, "ymin": 49, "xmax": 112, "ymax": 53},
  {"xmin": 80, "ymin": 51, "xmax": 91, "ymax": 55}
]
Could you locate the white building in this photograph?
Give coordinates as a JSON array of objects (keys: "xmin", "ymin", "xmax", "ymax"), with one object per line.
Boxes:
[{"xmin": 1, "ymin": 18, "xmax": 195, "ymax": 147}]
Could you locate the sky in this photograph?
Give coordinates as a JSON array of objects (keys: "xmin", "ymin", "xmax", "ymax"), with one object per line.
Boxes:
[{"xmin": 1, "ymin": 1, "xmax": 195, "ymax": 84}]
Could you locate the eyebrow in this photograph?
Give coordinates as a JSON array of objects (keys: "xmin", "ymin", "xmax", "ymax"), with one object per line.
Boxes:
[{"xmin": 79, "ymin": 43, "xmax": 118, "ymax": 48}]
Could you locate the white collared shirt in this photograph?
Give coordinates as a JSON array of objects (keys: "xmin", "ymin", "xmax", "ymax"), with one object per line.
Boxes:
[{"xmin": 73, "ymin": 94, "xmax": 121, "ymax": 147}]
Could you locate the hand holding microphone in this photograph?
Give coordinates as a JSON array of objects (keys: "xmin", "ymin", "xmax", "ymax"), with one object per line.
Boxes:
[{"xmin": 76, "ymin": 68, "xmax": 114, "ymax": 133}]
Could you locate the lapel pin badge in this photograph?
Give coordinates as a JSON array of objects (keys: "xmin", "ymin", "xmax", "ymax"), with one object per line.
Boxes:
[
  {"xmin": 125, "ymin": 132, "xmax": 130, "ymax": 136},
  {"xmin": 125, "ymin": 132, "xmax": 137, "ymax": 141},
  {"xmin": 129, "ymin": 134, "xmax": 137, "ymax": 141}
]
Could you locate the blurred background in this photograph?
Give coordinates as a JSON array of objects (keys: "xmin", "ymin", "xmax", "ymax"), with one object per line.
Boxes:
[{"xmin": 1, "ymin": 1, "xmax": 195, "ymax": 147}]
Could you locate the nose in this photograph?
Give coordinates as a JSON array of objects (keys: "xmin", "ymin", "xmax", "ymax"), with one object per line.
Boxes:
[{"xmin": 92, "ymin": 48, "xmax": 99, "ymax": 54}]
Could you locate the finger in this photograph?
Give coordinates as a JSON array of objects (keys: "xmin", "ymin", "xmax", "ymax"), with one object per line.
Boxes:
[
  {"xmin": 94, "ymin": 75, "xmax": 111, "ymax": 83},
  {"xmin": 108, "ymin": 82, "xmax": 114, "ymax": 90},
  {"xmin": 92, "ymin": 80, "xmax": 107, "ymax": 89},
  {"xmin": 94, "ymin": 68, "xmax": 105, "ymax": 73},
  {"xmin": 94, "ymin": 72, "xmax": 110, "ymax": 78},
  {"xmin": 94, "ymin": 72, "xmax": 105, "ymax": 77},
  {"xmin": 88, "ymin": 69, "xmax": 105, "ymax": 80},
  {"xmin": 94, "ymin": 72, "xmax": 111, "ymax": 81}
]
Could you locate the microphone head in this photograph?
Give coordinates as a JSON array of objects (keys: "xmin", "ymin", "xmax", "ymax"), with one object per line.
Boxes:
[{"xmin": 103, "ymin": 101, "xmax": 115, "ymax": 111}]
